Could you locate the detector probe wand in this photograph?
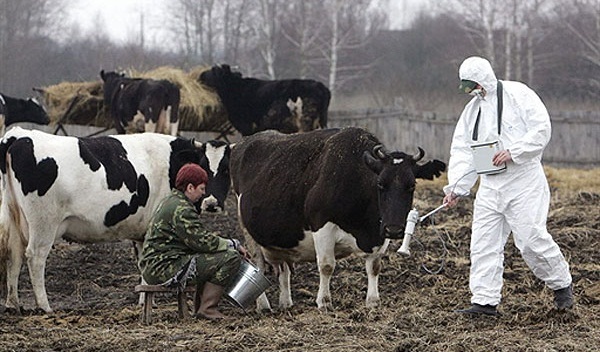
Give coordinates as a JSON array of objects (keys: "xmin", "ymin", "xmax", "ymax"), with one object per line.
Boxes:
[{"xmin": 396, "ymin": 203, "xmax": 447, "ymax": 256}]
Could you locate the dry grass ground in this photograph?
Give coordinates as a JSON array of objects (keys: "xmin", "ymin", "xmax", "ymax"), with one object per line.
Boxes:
[{"xmin": 0, "ymin": 167, "xmax": 598, "ymax": 352}]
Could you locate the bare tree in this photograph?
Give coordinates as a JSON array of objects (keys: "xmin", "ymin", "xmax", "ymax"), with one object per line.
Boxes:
[
  {"xmin": 167, "ymin": 0, "xmax": 218, "ymax": 65},
  {"xmin": 320, "ymin": 0, "xmax": 385, "ymax": 101},
  {"xmin": 0, "ymin": 0, "xmax": 66, "ymax": 94},
  {"xmin": 166, "ymin": 0, "xmax": 254, "ymax": 67},
  {"xmin": 280, "ymin": 0, "xmax": 328, "ymax": 78},
  {"xmin": 254, "ymin": 0, "xmax": 279, "ymax": 78},
  {"xmin": 222, "ymin": 0, "xmax": 251, "ymax": 65},
  {"xmin": 436, "ymin": 0, "xmax": 506, "ymax": 65},
  {"xmin": 563, "ymin": 0, "xmax": 600, "ymax": 68},
  {"xmin": 502, "ymin": 0, "xmax": 553, "ymax": 83},
  {"xmin": 556, "ymin": 0, "xmax": 600, "ymax": 95}
]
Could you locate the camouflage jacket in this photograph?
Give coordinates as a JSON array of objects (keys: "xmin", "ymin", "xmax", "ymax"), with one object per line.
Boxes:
[{"xmin": 138, "ymin": 189, "xmax": 230, "ymax": 284}]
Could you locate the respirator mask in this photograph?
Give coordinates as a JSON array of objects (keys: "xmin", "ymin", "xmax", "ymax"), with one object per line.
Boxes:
[
  {"xmin": 469, "ymin": 88, "xmax": 485, "ymax": 99},
  {"xmin": 459, "ymin": 80, "xmax": 484, "ymax": 99}
]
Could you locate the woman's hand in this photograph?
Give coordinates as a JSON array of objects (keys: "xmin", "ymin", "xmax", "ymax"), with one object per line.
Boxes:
[
  {"xmin": 443, "ymin": 192, "xmax": 460, "ymax": 208},
  {"xmin": 237, "ymin": 245, "xmax": 252, "ymax": 261}
]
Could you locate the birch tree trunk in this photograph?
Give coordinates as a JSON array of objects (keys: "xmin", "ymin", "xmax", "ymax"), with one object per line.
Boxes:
[
  {"xmin": 256, "ymin": 0, "xmax": 278, "ymax": 79},
  {"xmin": 328, "ymin": 0, "xmax": 341, "ymax": 102}
]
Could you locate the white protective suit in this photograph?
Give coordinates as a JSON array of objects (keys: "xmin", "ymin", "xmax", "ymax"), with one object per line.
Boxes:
[{"xmin": 444, "ymin": 56, "xmax": 572, "ymax": 306}]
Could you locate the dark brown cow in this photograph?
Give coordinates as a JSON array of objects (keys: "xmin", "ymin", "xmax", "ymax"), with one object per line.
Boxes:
[{"xmin": 230, "ymin": 127, "xmax": 446, "ymax": 310}]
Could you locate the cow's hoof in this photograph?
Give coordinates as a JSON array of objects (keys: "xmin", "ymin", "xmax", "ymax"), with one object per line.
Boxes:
[
  {"xmin": 316, "ymin": 300, "xmax": 334, "ymax": 312},
  {"xmin": 34, "ymin": 307, "xmax": 53, "ymax": 315},
  {"xmin": 4, "ymin": 306, "xmax": 23, "ymax": 315},
  {"xmin": 278, "ymin": 299, "xmax": 293, "ymax": 310},
  {"xmin": 365, "ymin": 298, "xmax": 380, "ymax": 308}
]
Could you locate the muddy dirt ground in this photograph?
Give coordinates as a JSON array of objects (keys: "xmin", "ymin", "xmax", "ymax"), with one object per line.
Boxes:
[{"xmin": 0, "ymin": 168, "xmax": 599, "ymax": 352}]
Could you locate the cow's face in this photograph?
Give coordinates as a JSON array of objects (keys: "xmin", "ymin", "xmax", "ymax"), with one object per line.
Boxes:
[
  {"xmin": 363, "ymin": 146, "xmax": 445, "ymax": 239},
  {"xmin": 22, "ymin": 98, "xmax": 49, "ymax": 125},
  {"xmin": 199, "ymin": 64, "xmax": 242, "ymax": 93},
  {"xmin": 100, "ymin": 70, "xmax": 128, "ymax": 109},
  {"xmin": 198, "ymin": 140, "xmax": 231, "ymax": 213},
  {"xmin": 100, "ymin": 70, "xmax": 125, "ymax": 83}
]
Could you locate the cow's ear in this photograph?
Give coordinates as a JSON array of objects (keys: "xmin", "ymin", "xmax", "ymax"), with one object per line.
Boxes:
[
  {"xmin": 363, "ymin": 151, "xmax": 383, "ymax": 174},
  {"xmin": 414, "ymin": 159, "xmax": 446, "ymax": 180},
  {"xmin": 100, "ymin": 70, "xmax": 105, "ymax": 79}
]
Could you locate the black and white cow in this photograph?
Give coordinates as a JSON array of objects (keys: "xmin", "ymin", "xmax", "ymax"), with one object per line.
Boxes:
[
  {"xmin": 100, "ymin": 70, "xmax": 181, "ymax": 136},
  {"xmin": 200, "ymin": 64, "xmax": 331, "ymax": 136},
  {"xmin": 230, "ymin": 127, "xmax": 446, "ymax": 310},
  {"xmin": 0, "ymin": 93, "xmax": 49, "ymax": 135},
  {"xmin": 0, "ymin": 127, "xmax": 231, "ymax": 313}
]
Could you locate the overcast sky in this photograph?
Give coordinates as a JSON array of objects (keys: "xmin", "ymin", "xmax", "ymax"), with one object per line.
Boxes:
[
  {"xmin": 68, "ymin": 0, "xmax": 432, "ymax": 44},
  {"xmin": 68, "ymin": 0, "xmax": 164, "ymax": 44}
]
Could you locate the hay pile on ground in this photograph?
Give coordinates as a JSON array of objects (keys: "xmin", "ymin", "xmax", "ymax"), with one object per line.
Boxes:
[
  {"xmin": 39, "ymin": 66, "xmax": 229, "ymax": 133},
  {"xmin": 0, "ymin": 167, "xmax": 598, "ymax": 351}
]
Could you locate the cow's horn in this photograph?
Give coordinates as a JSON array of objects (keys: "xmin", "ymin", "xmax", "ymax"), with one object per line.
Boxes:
[
  {"xmin": 412, "ymin": 147, "xmax": 425, "ymax": 161},
  {"xmin": 373, "ymin": 144, "xmax": 387, "ymax": 159},
  {"xmin": 193, "ymin": 139, "xmax": 203, "ymax": 148}
]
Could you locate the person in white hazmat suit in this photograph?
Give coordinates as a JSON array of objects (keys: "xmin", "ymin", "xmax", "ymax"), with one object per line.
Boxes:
[{"xmin": 442, "ymin": 56, "xmax": 573, "ymax": 316}]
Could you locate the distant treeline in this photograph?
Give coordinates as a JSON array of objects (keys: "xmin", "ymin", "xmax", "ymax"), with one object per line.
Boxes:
[{"xmin": 0, "ymin": 0, "xmax": 598, "ymax": 114}]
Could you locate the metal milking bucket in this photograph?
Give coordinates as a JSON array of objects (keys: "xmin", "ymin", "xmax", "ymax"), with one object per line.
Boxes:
[{"xmin": 225, "ymin": 259, "xmax": 271, "ymax": 310}]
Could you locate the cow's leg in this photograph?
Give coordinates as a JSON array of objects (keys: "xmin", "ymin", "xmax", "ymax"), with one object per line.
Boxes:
[
  {"xmin": 5, "ymin": 226, "xmax": 25, "ymax": 311},
  {"xmin": 365, "ymin": 256, "xmax": 382, "ymax": 308},
  {"xmin": 152, "ymin": 108, "xmax": 168, "ymax": 135},
  {"xmin": 253, "ymin": 250, "xmax": 272, "ymax": 312},
  {"xmin": 132, "ymin": 110, "xmax": 146, "ymax": 133},
  {"xmin": 365, "ymin": 239, "xmax": 390, "ymax": 308},
  {"xmin": 248, "ymin": 248, "xmax": 272, "ymax": 312},
  {"xmin": 278, "ymin": 262, "xmax": 293, "ymax": 309},
  {"xmin": 165, "ymin": 105, "xmax": 179, "ymax": 136},
  {"xmin": 25, "ymin": 239, "xmax": 54, "ymax": 313},
  {"xmin": 169, "ymin": 120, "xmax": 179, "ymax": 137},
  {"xmin": 237, "ymin": 193, "xmax": 272, "ymax": 312},
  {"xmin": 313, "ymin": 222, "xmax": 337, "ymax": 310}
]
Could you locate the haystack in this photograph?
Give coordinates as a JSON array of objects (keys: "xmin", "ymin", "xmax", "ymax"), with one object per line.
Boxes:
[
  {"xmin": 40, "ymin": 80, "xmax": 107, "ymax": 127},
  {"xmin": 39, "ymin": 66, "xmax": 230, "ymax": 133}
]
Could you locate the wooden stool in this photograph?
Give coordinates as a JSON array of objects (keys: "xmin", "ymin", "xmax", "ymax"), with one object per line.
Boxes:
[{"xmin": 134, "ymin": 284, "xmax": 200, "ymax": 324}]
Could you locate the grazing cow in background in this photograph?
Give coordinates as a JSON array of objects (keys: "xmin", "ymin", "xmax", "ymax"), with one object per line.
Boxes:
[
  {"xmin": 230, "ymin": 127, "xmax": 446, "ymax": 310},
  {"xmin": 0, "ymin": 93, "xmax": 49, "ymax": 135},
  {"xmin": 200, "ymin": 64, "xmax": 331, "ymax": 136},
  {"xmin": 0, "ymin": 127, "xmax": 231, "ymax": 313},
  {"xmin": 100, "ymin": 70, "xmax": 181, "ymax": 136}
]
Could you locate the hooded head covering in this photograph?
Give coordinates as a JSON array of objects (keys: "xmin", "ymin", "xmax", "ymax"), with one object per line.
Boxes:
[
  {"xmin": 175, "ymin": 163, "xmax": 208, "ymax": 191},
  {"xmin": 458, "ymin": 56, "xmax": 498, "ymax": 94}
]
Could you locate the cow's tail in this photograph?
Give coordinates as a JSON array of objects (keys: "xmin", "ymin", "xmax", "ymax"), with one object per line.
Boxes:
[
  {"xmin": 0, "ymin": 152, "xmax": 26, "ymax": 292},
  {"xmin": 0, "ymin": 134, "xmax": 14, "ymax": 290},
  {"xmin": 0, "ymin": 154, "xmax": 11, "ymax": 291},
  {"xmin": 0, "ymin": 213, "xmax": 6, "ymax": 292}
]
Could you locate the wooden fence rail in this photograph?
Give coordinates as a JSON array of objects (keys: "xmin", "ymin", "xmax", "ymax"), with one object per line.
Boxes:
[{"xmin": 328, "ymin": 109, "xmax": 600, "ymax": 169}]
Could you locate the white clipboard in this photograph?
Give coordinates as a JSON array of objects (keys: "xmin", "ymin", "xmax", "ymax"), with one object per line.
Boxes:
[{"xmin": 470, "ymin": 140, "xmax": 506, "ymax": 175}]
